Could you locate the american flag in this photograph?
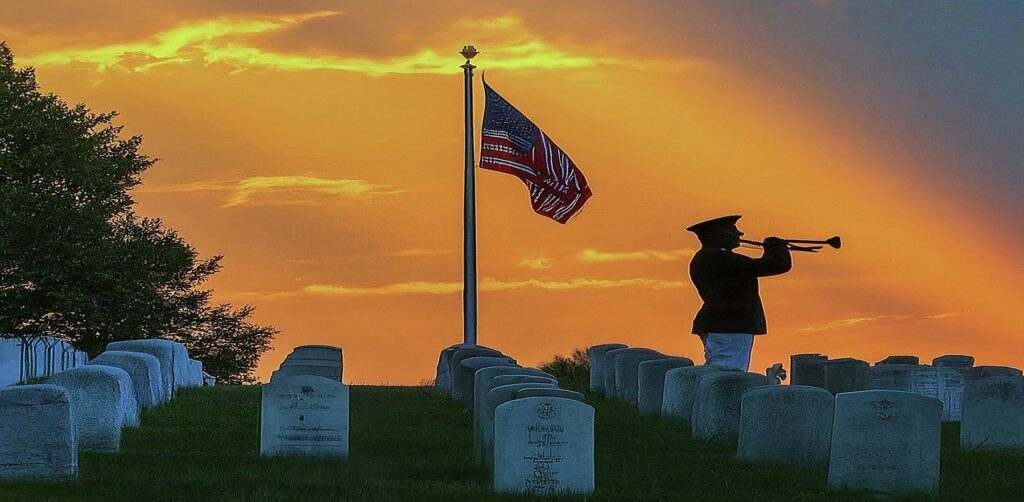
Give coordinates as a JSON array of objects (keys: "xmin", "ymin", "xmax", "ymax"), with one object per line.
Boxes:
[{"xmin": 479, "ymin": 80, "xmax": 592, "ymax": 223}]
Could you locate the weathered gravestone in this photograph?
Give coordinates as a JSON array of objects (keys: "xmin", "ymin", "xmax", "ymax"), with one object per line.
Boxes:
[
  {"xmin": 483, "ymin": 382, "xmax": 559, "ymax": 467},
  {"xmin": 637, "ymin": 357, "xmax": 694, "ymax": 415},
  {"xmin": 867, "ymin": 364, "xmax": 966, "ymax": 421},
  {"xmin": 107, "ymin": 339, "xmax": 188, "ymax": 400},
  {"xmin": 493, "ymin": 397, "xmax": 595, "ymax": 495},
  {"xmin": 276, "ymin": 358, "xmax": 342, "ymax": 383},
  {"xmin": 737, "ymin": 385, "xmax": 834, "ymax": 468},
  {"xmin": 48, "ymin": 366, "xmax": 136, "ymax": 451},
  {"xmin": 435, "ymin": 344, "xmax": 466, "ymax": 392},
  {"xmin": 963, "ymin": 366, "xmax": 1022, "ymax": 381},
  {"xmin": 455, "ymin": 356, "xmax": 517, "ymax": 407},
  {"xmin": 260, "ymin": 375, "xmax": 349, "ymax": 458},
  {"xmin": 290, "ymin": 345, "xmax": 343, "ymax": 361},
  {"xmin": 823, "ymin": 358, "xmax": 869, "ymax": 395},
  {"xmin": 960, "ymin": 376, "xmax": 1024, "ymax": 450},
  {"xmin": 692, "ymin": 372, "xmax": 769, "ymax": 441},
  {"xmin": 615, "ymin": 352, "xmax": 667, "ymax": 403},
  {"xmin": 473, "ymin": 368, "xmax": 557, "ymax": 461},
  {"xmin": 0, "ymin": 385, "xmax": 77, "ymax": 481},
  {"xmin": 827, "ymin": 390, "xmax": 941, "ymax": 495},
  {"xmin": 448, "ymin": 347, "xmax": 508, "ymax": 400},
  {"xmin": 188, "ymin": 359, "xmax": 204, "ymax": 387},
  {"xmin": 790, "ymin": 353, "xmax": 828, "ymax": 388},
  {"xmin": 932, "ymin": 354, "xmax": 974, "ymax": 369},
  {"xmin": 662, "ymin": 365, "xmax": 741, "ymax": 421},
  {"xmin": 515, "ymin": 388, "xmax": 585, "ymax": 402},
  {"xmin": 88, "ymin": 351, "xmax": 163, "ymax": 409},
  {"xmin": 876, "ymin": 355, "xmax": 919, "ymax": 365},
  {"xmin": 603, "ymin": 348, "xmax": 658, "ymax": 399},
  {"xmin": 586, "ymin": 343, "xmax": 627, "ymax": 392}
]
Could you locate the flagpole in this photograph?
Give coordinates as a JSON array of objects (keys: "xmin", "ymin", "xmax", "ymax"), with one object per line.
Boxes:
[{"xmin": 461, "ymin": 45, "xmax": 479, "ymax": 347}]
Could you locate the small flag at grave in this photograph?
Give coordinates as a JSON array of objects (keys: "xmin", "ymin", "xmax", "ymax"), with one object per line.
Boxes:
[{"xmin": 479, "ymin": 79, "xmax": 593, "ymax": 224}]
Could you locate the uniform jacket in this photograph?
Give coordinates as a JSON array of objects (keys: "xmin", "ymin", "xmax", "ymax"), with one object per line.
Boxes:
[{"xmin": 689, "ymin": 244, "xmax": 791, "ymax": 335}]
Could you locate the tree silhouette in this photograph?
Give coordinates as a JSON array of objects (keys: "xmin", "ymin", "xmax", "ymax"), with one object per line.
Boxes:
[{"xmin": 0, "ymin": 42, "xmax": 275, "ymax": 383}]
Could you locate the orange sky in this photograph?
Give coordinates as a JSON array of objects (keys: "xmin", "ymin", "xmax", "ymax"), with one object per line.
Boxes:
[{"xmin": 5, "ymin": 2, "xmax": 1022, "ymax": 383}]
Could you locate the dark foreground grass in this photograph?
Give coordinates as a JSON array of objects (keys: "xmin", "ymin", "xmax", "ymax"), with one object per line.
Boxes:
[{"xmin": 1, "ymin": 386, "xmax": 1021, "ymax": 501}]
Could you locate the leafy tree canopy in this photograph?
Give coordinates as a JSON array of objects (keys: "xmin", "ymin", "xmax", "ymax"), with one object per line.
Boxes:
[{"xmin": 0, "ymin": 42, "xmax": 276, "ymax": 383}]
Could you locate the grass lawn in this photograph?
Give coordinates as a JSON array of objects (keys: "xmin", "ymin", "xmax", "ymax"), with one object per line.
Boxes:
[{"xmin": 1, "ymin": 385, "xmax": 1021, "ymax": 501}]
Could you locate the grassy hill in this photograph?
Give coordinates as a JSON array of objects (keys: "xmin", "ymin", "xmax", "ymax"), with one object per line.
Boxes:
[{"xmin": 1, "ymin": 385, "xmax": 1021, "ymax": 501}]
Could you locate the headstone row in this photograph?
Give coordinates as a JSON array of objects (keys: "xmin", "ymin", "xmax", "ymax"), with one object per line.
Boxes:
[
  {"xmin": 0, "ymin": 337, "xmax": 207, "ymax": 481},
  {"xmin": 437, "ymin": 343, "xmax": 595, "ymax": 496},
  {"xmin": 261, "ymin": 345, "xmax": 348, "ymax": 458}
]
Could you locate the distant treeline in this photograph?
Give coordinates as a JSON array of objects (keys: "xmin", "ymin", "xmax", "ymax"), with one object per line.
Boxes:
[{"xmin": 0, "ymin": 42, "xmax": 276, "ymax": 384}]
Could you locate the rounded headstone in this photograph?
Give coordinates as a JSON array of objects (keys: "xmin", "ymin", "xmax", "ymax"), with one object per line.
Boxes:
[
  {"xmin": 963, "ymin": 366, "xmax": 1022, "ymax": 381},
  {"xmin": 827, "ymin": 390, "xmax": 941, "ymax": 494},
  {"xmin": 107, "ymin": 339, "xmax": 190, "ymax": 399},
  {"xmin": 0, "ymin": 385, "xmax": 76, "ymax": 480},
  {"xmin": 448, "ymin": 347, "xmax": 508, "ymax": 399},
  {"xmin": 790, "ymin": 353, "xmax": 828, "ymax": 388},
  {"xmin": 454, "ymin": 356, "xmax": 517, "ymax": 407},
  {"xmin": 692, "ymin": 372, "xmax": 769, "ymax": 441},
  {"xmin": 288, "ymin": 345, "xmax": 343, "ymax": 361},
  {"xmin": 603, "ymin": 348, "xmax": 658, "ymax": 399},
  {"xmin": 614, "ymin": 352, "xmax": 667, "ymax": 403},
  {"xmin": 48, "ymin": 366, "xmax": 136, "ymax": 451},
  {"xmin": 89, "ymin": 351, "xmax": 163, "ymax": 409},
  {"xmin": 482, "ymin": 382, "xmax": 558, "ymax": 467},
  {"xmin": 932, "ymin": 354, "xmax": 974, "ymax": 369},
  {"xmin": 823, "ymin": 358, "xmax": 869, "ymax": 395},
  {"xmin": 737, "ymin": 385, "xmax": 834, "ymax": 468},
  {"xmin": 662, "ymin": 365, "xmax": 741, "ymax": 421},
  {"xmin": 637, "ymin": 357, "xmax": 694, "ymax": 415},
  {"xmin": 493, "ymin": 397, "xmax": 595, "ymax": 495},
  {"xmin": 876, "ymin": 355, "xmax": 920, "ymax": 365},
  {"xmin": 435, "ymin": 344, "xmax": 464, "ymax": 391},
  {"xmin": 473, "ymin": 371, "xmax": 557, "ymax": 463},
  {"xmin": 587, "ymin": 343, "xmax": 628, "ymax": 392},
  {"xmin": 260, "ymin": 375, "xmax": 349, "ymax": 458},
  {"xmin": 275, "ymin": 358, "xmax": 342, "ymax": 383},
  {"xmin": 960, "ymin": 376, "xmax": 1024, "ymax": 450}
]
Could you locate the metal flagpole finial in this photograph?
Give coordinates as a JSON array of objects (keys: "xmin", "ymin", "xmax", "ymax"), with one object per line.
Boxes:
[{"xmin": 460, "ymin": 45, "xmax": 479, "ymax": 70}]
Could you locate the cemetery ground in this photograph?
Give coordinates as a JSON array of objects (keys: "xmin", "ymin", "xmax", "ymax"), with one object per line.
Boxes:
[{"xmin": 1, "ymin": 386, "xmax": 1022, "ymax": 501}]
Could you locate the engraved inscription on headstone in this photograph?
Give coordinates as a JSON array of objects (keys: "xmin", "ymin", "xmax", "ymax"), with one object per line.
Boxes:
[
  {"xmin": 260, "ymin": 375, "xmax": 349, "ymax": 458},
  {"xmin": 493, "ymin": 397, "xmax": 594, "ymax": 495}
]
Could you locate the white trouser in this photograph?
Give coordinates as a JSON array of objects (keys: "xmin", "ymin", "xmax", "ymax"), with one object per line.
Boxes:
[{"xmin": 701, "ymin": 333, "xmax": 755, "ymax": 372}]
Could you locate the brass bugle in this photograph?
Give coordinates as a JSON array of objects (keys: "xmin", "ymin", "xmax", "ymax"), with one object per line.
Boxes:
[{"xmin": 739, "ymin": 236, "xmax": 841, "ymax": 253}]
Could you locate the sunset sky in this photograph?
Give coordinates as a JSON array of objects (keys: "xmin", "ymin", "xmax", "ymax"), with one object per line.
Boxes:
[{"xmin": 5, "ymin": 1, "xmax": 1022, "ymax": 384}]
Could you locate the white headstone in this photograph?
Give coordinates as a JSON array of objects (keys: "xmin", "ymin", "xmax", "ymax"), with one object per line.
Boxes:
[
  {"xmin": 0, "ymin": 385, "xmax": 77, "ymax": 480},
  {"xmin": 448, "ymin": 347, "xmax": 507, "ymax": 399},
  {"xmin": 435, "ymin": 344, "xmax": 463, "ymax": 391},
  {"xmin": 737, "ymin": 385, "xmax": 834, "ymax": 468},
  {"xmin": 637, "ymin": 358, "xmax": 694, "ymax": 415},
  {"xmin": 275, "ymin": 358, "xmax": 342, "ymax": 383},
  {"xmin": 960, "ymin": 376, "xmax": 1024, "ymax": 450},
  {"xmin": 515, "ymin": 388, "xmax": 585, "ymax": 402},
  {"xmin": 603, "ymin": 348, "xmax": 658, "ymax": 399},
  {"xmin": 483, "ymin": 382, "xmax": 559, "ymax": 467},
  {"xmin": 473, "ymin": 367, "xmax": 556, "ymax": 461},
  {"xmin": 963, "ymin": 366, "xmax": 1022, "ymax": 381},
  {"xmin": 614, "ymin": 352, "xmax": 667, "ymax": 403},
  {"xmin": 88, "ymin": 351, "xmax": 163, "ymax": 409},
  {"xmin": 827, "ymin": 390, "xmax": 941, "ymax": 494},
  {"xmin": 260, "ymin": 375, "xmax": 349, "ymax": 458},
  {"xmin": 662, "ymin": 365, "xmax": 740, "ymax": 421},
  {"xmin": 586, "ymin": 343, "xmax": 627, "ymax": 392},
  {"xmin": 493, "ymin": 397, "xmax": 595, "ymax": 495},
  {"xmin": 106, "ymin": 339, "xmax": 186, "ymax": 400},
  {"xmin": 48, "ymin": 366, "xmax": 134, "ymax": 451},
  {"xmin": 188, "ymin": 359, "xmax": 204, "ymax": 387},
  {"xmin": 453, "ymin": 356, "xmax": 516, "ymax": 407},
  {"xmin": 692, "ymin": 372, "xmax": 769, "ymax": 441},
  {"xmin": 867, "ymin": 364, "xmax": 966, "ymax": 421}
]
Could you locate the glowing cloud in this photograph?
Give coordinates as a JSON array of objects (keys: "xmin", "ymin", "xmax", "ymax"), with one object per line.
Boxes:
[
  {"xmin": 799, "ymin": 314, "xmax": 913, "ymax": 332},
  {"xmin": 518, "ymin": 257, "xmax": 553, "ymax": 269},
  {"xmin": 223, "ymin": 176, "xmax": 395, "ymax": 207},
  {"xmin": 21, "ymin": 12, "xmax": 624, "ymax": 76},
  {"xmin": 577, "ymin": 248, "xmax": 694, "ymax": 263}
]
